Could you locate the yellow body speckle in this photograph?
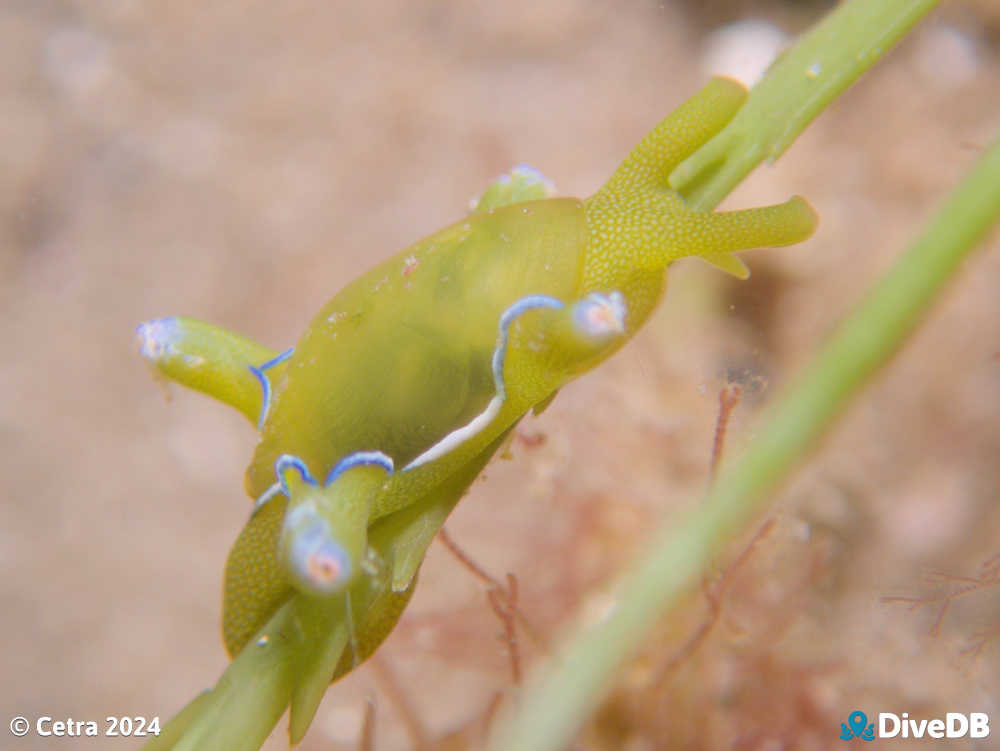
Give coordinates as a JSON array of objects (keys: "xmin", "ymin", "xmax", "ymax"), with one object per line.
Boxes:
[{"xmin": 579, "ymin": 77, "xmax": 816, "ymax": 333}]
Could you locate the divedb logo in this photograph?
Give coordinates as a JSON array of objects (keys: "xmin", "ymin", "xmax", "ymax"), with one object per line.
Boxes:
[{"xmin": 840, "ymin": 710, "xmax": 990, "ymax": 741}]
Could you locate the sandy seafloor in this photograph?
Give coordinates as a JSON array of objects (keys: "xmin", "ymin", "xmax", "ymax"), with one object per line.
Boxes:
[{"xmin": 3, "ymin": 1, "xmax": 999, "ymax": 749}]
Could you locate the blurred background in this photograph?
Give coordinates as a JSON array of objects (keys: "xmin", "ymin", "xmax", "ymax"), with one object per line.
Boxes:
[{"xmin": 3, "ymin": 1, "xmax": 999, "ymax": 748}]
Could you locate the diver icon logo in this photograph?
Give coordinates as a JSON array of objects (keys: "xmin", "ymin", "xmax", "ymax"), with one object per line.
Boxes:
[{"xmin": 841, "ymin": 710, "xmax": 875, "ymax": 741}]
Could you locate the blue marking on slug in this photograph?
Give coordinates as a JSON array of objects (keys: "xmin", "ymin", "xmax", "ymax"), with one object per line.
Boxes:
[
  {"xmin": 510, "ymin": 164, "xmax": 546, "ymax": 183},
  {"xmin": 249, "ymin": 347, "xmax": 293, "ymax": 430},
  {"xmin": 324, "ymin": 451, "xmax": 394, "ymax": 486},
  {"xmin": 259, "ymin": 347, "xmax": 294, "ymax": 372},
  {"xmin": 493, "ymin": 295, "xmax": 564, "ymax": 401},
  {"xmin": 135, "ymin": 317, "xmax": 180, "ymax": 361},
  {"xmin": 275, "ymin": 453, "xmax": 319, "ymax": 494}
]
